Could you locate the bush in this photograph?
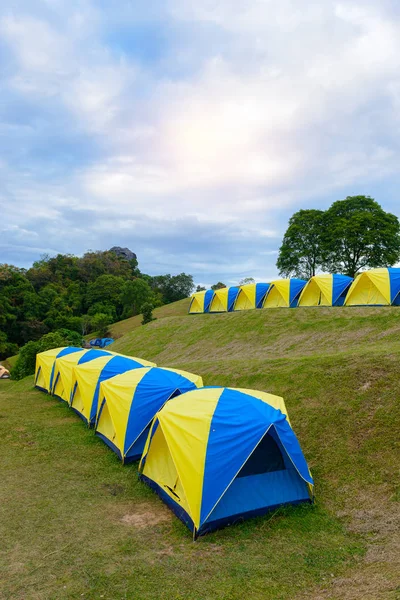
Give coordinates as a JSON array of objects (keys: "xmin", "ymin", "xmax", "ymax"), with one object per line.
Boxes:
[
  {"xmin": 141, "ymin": 302, "xmax": 155, "ymax": 325},
  {"xmin": 12, "ymin": 329, "xmax": 83, "ymax": 380}
]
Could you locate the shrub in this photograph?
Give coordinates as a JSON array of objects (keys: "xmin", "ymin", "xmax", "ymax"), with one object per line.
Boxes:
[
  {"xmin": 141, "ymin": 302, "xmax": 155, "ymax": 325},
  {"xmin": 12, "ymin": 329, "xmax": 82, "ymax": 380}
]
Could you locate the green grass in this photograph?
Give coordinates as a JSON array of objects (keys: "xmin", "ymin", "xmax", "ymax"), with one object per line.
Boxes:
[{"xmin": 1, "ymin": 305, "xmax": 400, "ymax": 599}]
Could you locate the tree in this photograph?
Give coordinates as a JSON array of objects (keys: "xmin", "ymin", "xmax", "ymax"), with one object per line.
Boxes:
[
  {"xmin": 239, "ymin": 277, "xmax": 255, "ymax": 285},
  {"xmin": 323, "ymin": 196, "xmax": 400, "ymax": 277},
  {"xmin": 151, "ymin": 273, "xmax": 194, "ymax": 304},
  {"xmin": 121, "ymin": 279, "xmax": 154, "ymax": 318},
  {"xmin": 196, "ymin": 285, "xmax": 206, "ymax": 292},
  {"xmin": 90, "ymin": 313, "xmax": 112, "ymax": 338},
  {"xmin": 86, "ymin": 274, "xmax": 124, "ymax": 315},
  {"xmin": 0, "ymin": 332, "xmax": 18, "ymax": 361},
  {"xmin": 211, "ymin": 282, "xmax": 226, "ymax": 290},
  {"xmin": 277, "ymin": 209, "xmax": 326, "ymax": 278}
]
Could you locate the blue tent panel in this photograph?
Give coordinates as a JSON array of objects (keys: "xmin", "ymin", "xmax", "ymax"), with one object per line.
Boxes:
[
  {"xmin": 388, "ymin": 268, "xmax": 400, "ymax": 304},
  {"xmin": 77, "ymin": 349, "xmax": 113, "ymax": 365},
  {"xmin": 289, "ymin": 279, "xmax": 307, "ymax": 307},
  {"xmin": 123, "ymin": 369, "xmax": 198, "ymax": 460},
  {"xmin": 89, "ymin": 356, "xmax": 146, "ymax": 424},
  {"xmin": 332, "ymin": 275, "xmax": 353, "ymax": 306},
  {"xmin": 202, "ymin": 470, "xmax": 310, "ymax": 532},
  {"xmin": 200, "ymin": 388, "xmax": 313, "ymax": 527},
  {"xmin": 204, "ymin": 289, "xmax": 214, "ymax": 313},
  {"xmin": 255, "ymin": 283, "xmax": 270, "ymax": 308},
  {"xmin": 227, "ymin": 287, "xmax": 240, "ymax": 311}
]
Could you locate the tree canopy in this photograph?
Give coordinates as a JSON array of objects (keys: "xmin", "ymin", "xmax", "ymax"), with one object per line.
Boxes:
[
  {"xmin": 323, "ymin": 196, "xmax": 400, "ymax": 277},
  {"xmin": 277, "ymin": 197, "xmax": 400, "ymax": 279},
  {"xmin": 276, "ymin": 209, "xmax": 326, "ymax": 279},
  {"xmin": 0, "ymin": 249, "xmax": 194, "ymax": 360}
]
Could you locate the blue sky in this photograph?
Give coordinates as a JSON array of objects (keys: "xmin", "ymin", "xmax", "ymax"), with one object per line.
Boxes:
[{"xmin": 1, "ymin": 0, "xmax": 400, "ymax": 287}]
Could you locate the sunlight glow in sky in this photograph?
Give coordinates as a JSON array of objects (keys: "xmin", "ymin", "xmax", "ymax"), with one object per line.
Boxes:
[{"xmin": 1, "ymin": 1, "xmax": 400, "ymax": 285}]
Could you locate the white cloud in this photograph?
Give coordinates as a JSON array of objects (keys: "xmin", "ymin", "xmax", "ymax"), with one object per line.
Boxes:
[{"xmin": 1, "ymin": 0, "xmax": 400, "ymax": 280}]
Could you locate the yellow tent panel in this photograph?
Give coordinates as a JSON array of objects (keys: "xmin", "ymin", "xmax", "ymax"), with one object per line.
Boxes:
[
  {"xmin": 345, "ymin": 269, "xmax": 391, "ymax": 306},
  {"xmin": 263, "ymin": 280, "xmax": 290, "ymax": 308},
  {"xmin": 234, "ymin": 284, "xmax": 256, "ymax": 311},
  {"xmin": 298, "ymin": 275, "xmax": 332, "ymax": 306},
  {"xmin": 209, "ymin": 288, "xmax": 228, "ymax": 312},
  {"xmin": 52, "ymin": 350, "xmax": 88, "ymax": 402},
  {"xmin": 189, "ymin": 294, "xmax": 204, "ymax": 314},
  {"xmin": 35, "ymin": 347, "xmax": 66, "ymax": 392}
]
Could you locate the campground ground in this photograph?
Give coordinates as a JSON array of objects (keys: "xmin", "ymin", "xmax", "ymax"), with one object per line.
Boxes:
[{"xmin": 1, "ymin": 301, "xmax": 399, "ymax": 599}]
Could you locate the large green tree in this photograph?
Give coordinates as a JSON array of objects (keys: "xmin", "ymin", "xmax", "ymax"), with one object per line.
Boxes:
[
  {"xmin": 276, "ymin": 209, "xmax": 326, "ymax": 278},
  {"xmin": 121, "ymin": 279, "xmax": 155, "ymax": 318},
  {"xmin": 151, "ymin": 273, "xmax": 194, "ymax": 304},
  {"xmin": 322, "ymin": 196, "xmax": 400, "ymax": 277}
]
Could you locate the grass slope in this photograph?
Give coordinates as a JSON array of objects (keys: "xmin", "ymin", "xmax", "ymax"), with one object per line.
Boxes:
[{"xmin": 1, "ymin": 305, "xmax": 400, "ymax": 599}]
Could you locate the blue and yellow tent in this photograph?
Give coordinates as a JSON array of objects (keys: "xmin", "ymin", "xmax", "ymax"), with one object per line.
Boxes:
[
  {"xmin": 139, "ymin": 387, "xmax": 313, "ymax": 537},
  {"xmin": 70, "ymin": 354, "xmax": 156, "ymax": 425},
  {"xmin": 35, "ymin": 347, "xmax": 82, "ymax": 393},
  {"xmin": 233, "ymin": 283, "xmax": 270, "ymax": 311},
  {"xmin": 95, "ymin": 367, "xmax": 203, "ymax": 462},
  {"xmin": 188, "ymin": 290, "xmax": 214, "ymax": 314},
  {"xmin": 263, "ymin": 279, "xmax": 306, "ymax": 308},
  {"xmin": 298, "ymin": 274, "xmax": 353, "ymax": 307},
  {"xmin": 52, "ymin": 349, "xmax": 116, "ymax": 403},
  {"xmin": 345, "ymin": 268, "xmax": 400, "ymax": 306},
  {"xmin": 209, "ymin": 287, "xmax": 239, "ymax": 313}
]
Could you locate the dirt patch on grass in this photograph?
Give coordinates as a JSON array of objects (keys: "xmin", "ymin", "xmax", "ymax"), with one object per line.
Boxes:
[
  {"xmin": 120, "ymin": 503, "xmax": 172, "ymax": 529},
  {"xmin": 359, "ymin": 381, "xmax": 371, "ymax": 391},
  {"xmin": 101, "ymin": 483, "xmax": 125, "ymax": 496}
]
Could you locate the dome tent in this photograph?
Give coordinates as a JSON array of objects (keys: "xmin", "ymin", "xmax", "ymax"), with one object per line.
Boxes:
[
  {"xmin": 233, "ymin": 283, "xmax": 270, "ymax": 311},
  {"xmin": 95, "ymin": 367, "xmax": 203, "ymax": 462},
  {"xmin": 139, "ymin": 387, "xmax": 313, "ymax": 538},
  {"xmin": 298, "ymin": 274, "xmax": 353, "ymax": 307},
  {"xmin": 35, "ymin": 347, "xmax": 82, "ymax": 393},
  {"xmin": 345, "ymin": 268, "xmax": 400, "ymax": 306},
  {"xmin": 188, "ymin": 289, "xmax": 214, "ymax": 314},
  {"xmin": 51, "ymin": 349, "xmax": 115, "ymax": 403},
  {"xmin": 70, "ymin": 354, "xmax": 156, "ymax": 426},
  {"xmin": 209, "ymin": 287, "xmax": 239, "ymax": 313},
  {"xmin": 263, "ymin": 279, "xmax": 306, "ymax": 308}
]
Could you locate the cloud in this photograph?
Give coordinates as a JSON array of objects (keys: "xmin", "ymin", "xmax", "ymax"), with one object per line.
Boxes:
[{"xmin": 0, "ymin": 0, "xmax": 400, "ymax": 284}]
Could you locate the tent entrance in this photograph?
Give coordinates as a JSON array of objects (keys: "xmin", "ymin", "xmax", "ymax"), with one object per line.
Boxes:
[
  {"xmin": 203, "ymin": 429, "xmax": 310, "ymax": 531},
  {"xmin": 237, "ymin": 432, "xmax": 285, "ymax": 477}
]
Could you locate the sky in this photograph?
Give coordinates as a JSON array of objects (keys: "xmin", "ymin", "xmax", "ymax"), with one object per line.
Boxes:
[{"xmin": 1, "ymin": 0, "xmax": 400, "ymax": 287}]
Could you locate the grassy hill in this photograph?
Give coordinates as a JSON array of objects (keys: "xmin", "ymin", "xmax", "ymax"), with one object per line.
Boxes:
[{"xmin": 1, "ymin": 304, "xmax": 399, "ymax": 599}]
